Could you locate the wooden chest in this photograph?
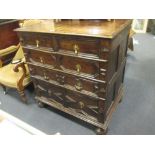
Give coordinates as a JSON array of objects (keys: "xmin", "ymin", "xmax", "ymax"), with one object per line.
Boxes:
[{"xmin": 16, "ymin": 20, "xmax": 131, "ymax": 134}]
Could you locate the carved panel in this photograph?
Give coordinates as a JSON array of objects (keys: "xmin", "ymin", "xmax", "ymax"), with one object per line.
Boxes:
[{"xmin": 34, "ymin": 78, "xmax": 105, "ymax": 121}]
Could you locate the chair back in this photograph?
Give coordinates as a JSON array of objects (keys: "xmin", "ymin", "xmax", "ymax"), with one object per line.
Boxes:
[{"xmin": 12, "ymin": 45, "xmax": 25, "ymax": 61}]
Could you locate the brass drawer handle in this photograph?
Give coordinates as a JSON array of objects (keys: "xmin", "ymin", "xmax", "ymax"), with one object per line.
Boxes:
[
  {"xmin": 36, "ymin": 40, "xmax": 39, "ymax": 47},
  {"xmin": 40, "ymin": 57, "xmax": 43, "ymax": 63},
  {"xmin": 79, "ymin": 101, "xmax": 84, "ymax": 109},
  {"xmin": 73, "ymin": 44, "xmax": 79, "ymax": 54},
  {"xmin": 75, "ymin": 81, "xmax": 82, "ymax": 91},
  {"xmin": 44, "ymin": 72, "xmax": 49, "ymax": 80},
  {"xmin": 76, "ymin": 64, "xmax": 81, "ymax": 73}
]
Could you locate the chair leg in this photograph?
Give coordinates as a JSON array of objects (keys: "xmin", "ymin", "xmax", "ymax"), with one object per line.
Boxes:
[
  {"xmin": 1, "ymin": 85, "xmax": 7, "ymax": 95},
  {"xmin": 17, "ymin": 88, "xmax": 27, "ymax": 103}
]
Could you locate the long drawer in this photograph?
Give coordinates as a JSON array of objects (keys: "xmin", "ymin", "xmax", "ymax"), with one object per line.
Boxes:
[
  {"xmin": 28, "ymin": 64, "xmax": 106, "ymax": 98},
  {"xmin": 20, "ymin": 33, "xmax": 111, "ymax": 56},
  {"xmin": 20, "ymin": 32, "xmax": 111, "ymax": 59},
  {"xmin": 32, "ymin": 78, "xmax": 106, "ymax": 122}
]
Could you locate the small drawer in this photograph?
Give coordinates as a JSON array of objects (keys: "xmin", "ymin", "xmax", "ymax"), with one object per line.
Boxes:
[
  {"xmin": 58, "ymin": 55, "xmax": 107, "ymax": 78},
  {"xmin": 59, "ymin": 56, "xmax": 99, "ymax": 77},
  {"xmin": 24, "ymin": 48, "xmax": 56, "ymax": 67},
  {"xmin": 21, "ymin": 33, "xmax": 54, "ymax": 49},
  {"xmin": 57, "ymin": 36, "xmax": 100, "ymax": 55}
]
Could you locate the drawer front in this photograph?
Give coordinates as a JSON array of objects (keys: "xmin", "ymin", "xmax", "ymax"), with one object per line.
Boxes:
[
  {"xmin": 33, "ymin": 78, "xmax": 105, "ymax": 121},
  {"xmin": 57, "ymin": 36, "xmax": 100, "ymax": 55},
  {"xmin": 58, "ymin": 55, "xmax": 107, "ymax": 78},
  {"xmin": 24, "ymin": 48, "xmax": 56, "ymax": 67},
  {"xmin": 24, "ymin": 48, "xmax": 107, "ymax": 81},
  {"xmin": 29, "ymin": 64, "xmax": 106, "ymax": 97},
  {"xmin": 21, "ymin": 33, "xmax": 54, "ymax": 49}
]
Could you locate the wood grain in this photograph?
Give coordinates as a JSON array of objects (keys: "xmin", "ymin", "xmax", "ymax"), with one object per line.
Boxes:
[{"xmin": 16, "ymin": 20, "xmax": 131, "ymax": 134}]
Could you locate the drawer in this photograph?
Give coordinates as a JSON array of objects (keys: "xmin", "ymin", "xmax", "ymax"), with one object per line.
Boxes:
[
  {"xmin": 58, "ymin": 55, "xmax": 107, "ymax": 78},
  {"xmin": 21, "ymin": 33, "xmax": 54, "ymax": 49},
  {"xmin": 57, "ymin": 36, "xmax": 100, "ymax": 55},
  {"xmin": 32, "ymin": 78, "xmax": 105, "ymax": 121},
  {"xmin": 24, "ymin": 48, "xmax": 56, "ymax": 67},
  {"xmin": 28, "ymin": 64, "xmax": 106, "ymax": 97},
  {"xmin": 24, "ymin": 47, "xmax": 107, "ymax": 80}
]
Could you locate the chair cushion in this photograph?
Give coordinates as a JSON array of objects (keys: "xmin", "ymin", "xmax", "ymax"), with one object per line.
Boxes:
[{"xmin": 0, "ymin": 63, "xmax": 30, "ymax": 88}]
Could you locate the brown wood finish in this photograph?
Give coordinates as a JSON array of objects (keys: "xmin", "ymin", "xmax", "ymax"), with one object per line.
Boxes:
[
  {"xmin": 16, "ymin": 19, "xmax": 131, "ymax": 134},
  {"xmin": 0, "ymin": 20, "xmax": 19, "ymax": 66},
  {"xmin": 0, "ymin": 20, "xmax": 19, "ymax": 49}
]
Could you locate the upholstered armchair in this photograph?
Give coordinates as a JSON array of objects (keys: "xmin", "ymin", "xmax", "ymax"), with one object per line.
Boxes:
[
  {"xmin": 0, "ymin": 44, "xmax": 31, "ymax": 102},
  {"xmin": 0, "ymin": 19, "xmax": 42, "ymax": 103}
]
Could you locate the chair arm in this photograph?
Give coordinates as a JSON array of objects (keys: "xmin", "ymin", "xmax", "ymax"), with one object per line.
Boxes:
[
  {"xmin": 0, "ymin": 59, "xmax": 2, "ymax": 67},
  {"xmin": 13, "ymin": 61, "xmax": 27, "ymax": 90},
  {"xmin": 0, "ymin": 45, "xmax": 19, "ymax": 67},
  {"xmin": 0, "ymin": 45, "xmax": 19, "ymax": 57}
]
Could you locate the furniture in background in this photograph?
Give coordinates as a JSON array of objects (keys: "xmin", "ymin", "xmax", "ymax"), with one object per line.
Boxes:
[
  {"xmin": 0, "ymin": 20, "xmax": 42, "ymax": 102},
  {"xmin": 132, "ymin": 19, "xmax": 148, "ymax": 33},
  {"xmin": 128, "ymin": 29, "xmax": 136, "ymax": 51},
  {"xmin": 0, "ymin": 44, "xmax": 30, "ymax": 102},
  {"xmin": 0, "ymin": 20, "xmax": 19, "ymax": 66},
  {"xmin": 147, "ymin": 19, "xmax": 155, "ymax": 35},
  {"xmin": 16, "ymin": 20, "xmax": 131, "ymax": 134}
]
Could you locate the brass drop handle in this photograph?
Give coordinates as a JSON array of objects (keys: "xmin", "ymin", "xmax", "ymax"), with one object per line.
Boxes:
[
  {"xmin": 73, "ymin": 44, "xmax": 79, "ymax": 54},
  {"xmin": 44, "ymin": 72, "xmax": 49, "ymax": 80},
  {"xmin": 60, "ymin": 75, "xmax": 65, "ymax": 85},
  {"xmin": 40, "ymin": 57, "xmax": 43, "ymax": 63},
  {"xmin": 79, "ymin": 101, "xmax": 84, "ymax": 109},
  {"xmin": 76, "ymin": 64, "xmax": 81, "ymax": 73},
  {"xmin": 36, "ymin": 40, "xmax": 39, "ymax": 47},
  {"xmin": 75, "ymin": 81, "xmax": 82, "ymax": 91}
]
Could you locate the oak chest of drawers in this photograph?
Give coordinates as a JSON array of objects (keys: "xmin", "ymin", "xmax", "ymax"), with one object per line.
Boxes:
[{"xmin": 16, "ymin": 20, "xmax": 131, "ymax": 134}]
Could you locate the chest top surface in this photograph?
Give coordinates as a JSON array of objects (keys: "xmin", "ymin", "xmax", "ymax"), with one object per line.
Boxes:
[{"xmin": 15, "ymin": 20, "xmax": 131, "ymax": 39}]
